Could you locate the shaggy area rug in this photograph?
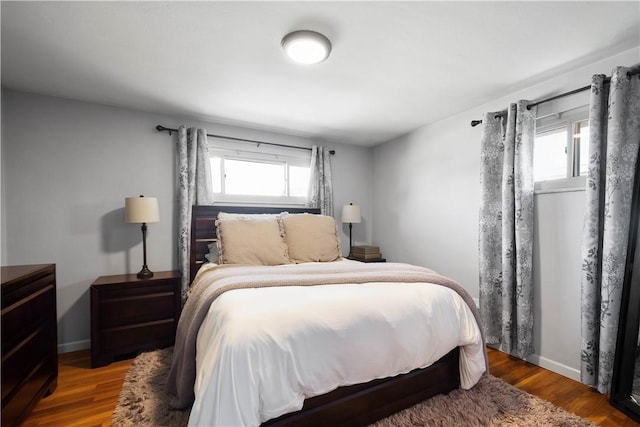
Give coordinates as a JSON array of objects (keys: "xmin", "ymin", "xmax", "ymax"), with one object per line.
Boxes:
[{"xmin": 112, "ymin": 348, "xmax": 595, "ymax": 426}]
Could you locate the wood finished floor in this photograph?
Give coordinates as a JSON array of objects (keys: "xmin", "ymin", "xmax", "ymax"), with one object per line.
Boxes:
[{"xmin": 21, "ymin": 347, "xmax": 639, "ymax": 426}]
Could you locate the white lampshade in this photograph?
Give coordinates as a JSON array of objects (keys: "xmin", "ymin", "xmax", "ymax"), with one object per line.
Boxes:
[
  {"xmin": 341, "ymin": 204, "xmax": 361, "ymax": 224},
  {"xmin": 281, "ymin": 30, "xmax": 332, "ymax": 65},
  {"xmin": 125, "ymin": 196, "xmax": 160, "ymax": 224}
]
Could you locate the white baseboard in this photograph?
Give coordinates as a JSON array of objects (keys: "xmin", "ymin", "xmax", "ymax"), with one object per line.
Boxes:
[
  {"xmin": 58, "ymin": 339, "xmax": 90, "ymax": 354},
  {"xmin": 487, "ymin": 344, "xmax": 581, "ymax": 382},
  {"xmin": 525, "ymin": 353, "xmax": 581, "ymax": 382}
]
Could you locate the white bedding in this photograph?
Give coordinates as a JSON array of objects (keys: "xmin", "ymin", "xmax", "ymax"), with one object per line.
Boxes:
[{"xmin": 187, "ymin": 263, "xmax": 485, "ymax": 426}]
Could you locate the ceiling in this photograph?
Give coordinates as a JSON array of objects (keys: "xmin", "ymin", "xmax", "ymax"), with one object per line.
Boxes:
[{"xmin": 2, "ymin": 2, "xmax": 639, "ymax": 146}]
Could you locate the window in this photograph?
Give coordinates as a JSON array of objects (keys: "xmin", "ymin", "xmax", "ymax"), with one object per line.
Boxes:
[
  {"xmin": 533, "ymin": 107, "xmax": 589, "ymax": 191},
  {"xmin": 209, "ymin": 144, "xmax": 311, "ymax": 205},
  {"xmin": 534, "ymin": 127, "xmax": 567, "ymax": 181}
]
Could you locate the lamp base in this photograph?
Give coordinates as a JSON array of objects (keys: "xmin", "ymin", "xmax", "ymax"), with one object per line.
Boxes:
[
  {"xmin": 348, "ymin": 222, "xmax": 353, "ymax": 258},
  {"xmin": 136, "ymin": 266, "xmax": 154, "ymax": 280}
]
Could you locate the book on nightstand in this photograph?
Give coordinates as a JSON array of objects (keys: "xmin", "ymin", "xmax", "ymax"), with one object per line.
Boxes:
[{"xmin": 350, "ymin": 245, "xmax": 385, "ymax": 262}]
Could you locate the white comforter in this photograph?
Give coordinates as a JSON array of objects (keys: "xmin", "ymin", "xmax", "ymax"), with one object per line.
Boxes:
[{"xmin": 188, "ymin": 263, "xmax": 485, "ymax": 426}]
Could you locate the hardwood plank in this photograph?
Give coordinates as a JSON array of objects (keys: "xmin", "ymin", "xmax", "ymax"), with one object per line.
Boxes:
[
  {"xmin": 22, "ymin": 350, "xmax": 130, "ymax": 427},
  {"xmin": 487, "ymin": 348, "xmax": 639, "ymax": 426},
  {"xmin": 22, "ymin": 347, "xmax": 640, "ymax": 426}
]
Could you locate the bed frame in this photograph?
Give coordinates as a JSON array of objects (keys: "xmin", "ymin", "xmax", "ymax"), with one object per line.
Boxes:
[{"xmin": 190, "ymin": 205, "xmax": 461, "ymax": 426}]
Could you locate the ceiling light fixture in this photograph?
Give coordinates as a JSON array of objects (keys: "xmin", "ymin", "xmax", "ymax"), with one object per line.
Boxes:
[{"xmin": 281, "ymin": 30, "xmax": 331, "ymax": 65}]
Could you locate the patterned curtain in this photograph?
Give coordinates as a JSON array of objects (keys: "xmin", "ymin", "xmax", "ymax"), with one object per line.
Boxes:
[
  {"xmin": 580, "ymin": 66, "xmax": 640, "ymax": 394},
  {"xmin": 479, "ymin": 100, "xmax": 536, "ymax": 359},
  {"xmin": 177, "ymin": 126, "xmax": 213, "ymax": 298},
  {"xmin": 306, "ymin": 145, "xmax": 334, "ymax": 216}
]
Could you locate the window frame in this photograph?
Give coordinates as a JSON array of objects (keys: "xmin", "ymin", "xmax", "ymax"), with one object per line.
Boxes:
[
  {"xmin": 534, "ymin": 106, "xmax": 589, "ymax": 194},
  {"xmin": 209, "ymin": 144, "xmax": 311, "ymax": 206}
]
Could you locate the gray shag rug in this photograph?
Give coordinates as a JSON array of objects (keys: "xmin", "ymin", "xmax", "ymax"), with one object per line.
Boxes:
[{"xmin": 112, "ymin": 348, "xmax": 595, "ymax": 426}]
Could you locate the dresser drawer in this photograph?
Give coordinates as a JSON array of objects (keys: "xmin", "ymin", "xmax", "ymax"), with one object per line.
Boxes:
[
  {"xmin": 2, "ymin": 285, "xmax": 55, "ymax": 352},
  {"xmin": 1, "ymin": 357, "xmax": 54, "ymax": 426},
  {"xmin": 2, "ymin": 322, "xmax": 56, "ymax": 403},
  {"xmin": 1, "ymin": 272, "xmax": 54, "ymax": 308}
]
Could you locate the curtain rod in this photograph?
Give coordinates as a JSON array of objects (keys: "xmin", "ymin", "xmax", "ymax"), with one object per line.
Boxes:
[
  {"xmin": 469, "ymin": 84, "xmax": 593, "ymax": 127},
  {"xmin": 470, "ymin": 68, "xmax": 639, "ymax": 127},
  {"xmin": 155, "ymin": 125, "xmax": 335, "ymax": 155}
]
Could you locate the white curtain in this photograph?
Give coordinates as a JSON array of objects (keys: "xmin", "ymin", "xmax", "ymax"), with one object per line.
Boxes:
[
  {"xmin": 580, "ymin": 66, "xmax": 640, "ymax": 393},
  {"xmin": 306, "ymin": 145, "xmax": 334, "ymax": 216},
  {"xmin": 478, "ymin": 101, "xmax": 536, "ymax": 359},
  {"xmin": 177, "ymin": 126, "xmax": 213, "ymax": 298}
]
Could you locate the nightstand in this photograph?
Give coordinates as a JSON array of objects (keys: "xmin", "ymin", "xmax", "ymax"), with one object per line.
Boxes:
[
  {"xmin": 90, "ymin": 270, "xmax": 181, "ymax": 368},
  {"xmin": 348, "ymin": 257, "xmax": 386, "ymax": 263}
]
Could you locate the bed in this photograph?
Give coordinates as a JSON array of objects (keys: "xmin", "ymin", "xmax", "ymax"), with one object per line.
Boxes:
[{"xmin": 167, "ymin": 205, "xmax": 487, "ymax": 426}]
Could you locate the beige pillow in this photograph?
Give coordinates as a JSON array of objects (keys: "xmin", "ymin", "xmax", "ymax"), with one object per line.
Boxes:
[
  {"xmin": 216, "ymin": 215, "xmax": 290, "ymax": 265},
  {"xmin": 282, "ymin": 214, "xmax": 341, "ymax": 263}
]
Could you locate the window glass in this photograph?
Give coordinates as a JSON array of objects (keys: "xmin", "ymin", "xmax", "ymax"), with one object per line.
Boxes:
[
  {"xmin": 224, "ymin": 159, "xmax": 285, "ymax": 196},
  {"xmin": 575, "ymin": 120, "xmax": 590, "ymax": 176},
  {"xmin": 210, "ymin": 157, "xmax": 222, "ymax": 193},
  {"xmin": 534, "ymin": 128, "xmax": 567, "ymax": 182},
  {"xmin": 289, "ymin": 165, "xmax": 310, "ymax": 197}
]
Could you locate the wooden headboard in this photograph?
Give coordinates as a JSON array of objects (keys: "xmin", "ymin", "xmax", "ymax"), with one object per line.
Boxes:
[{"xmin": 190, "ymin": 205, "xmax": 321, "ymax": 283}]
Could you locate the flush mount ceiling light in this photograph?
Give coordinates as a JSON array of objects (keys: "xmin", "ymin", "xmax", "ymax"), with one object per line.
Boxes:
[{"xmin": 281, "ymin": 30, "xmax": 332, "ymax": 65}]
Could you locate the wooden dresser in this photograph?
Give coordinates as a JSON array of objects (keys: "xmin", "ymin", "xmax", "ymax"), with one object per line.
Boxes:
[
  {"xmin": 90, "ymin": 270, "xmax": 181, "ymax": 367},
  {"xmin": 1, "ymin": 264, "xmax": 58, "ymax": 427}
]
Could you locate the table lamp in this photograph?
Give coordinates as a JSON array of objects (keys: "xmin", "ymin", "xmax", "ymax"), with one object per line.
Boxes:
[
  {"xmin": 341, "ymin": 203, "xmax": 361, "ymax": 258},
  {"xmin": 125, "ymin": 195, "xmax": 160, "ymax": 279}
]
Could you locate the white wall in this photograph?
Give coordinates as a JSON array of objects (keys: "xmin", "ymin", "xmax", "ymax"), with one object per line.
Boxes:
[
  {"xmin": 1, "ymin": 112, "xmax": 6, "ymax": 265},
  {"xmin": 372, "ymin": 47, "xmax": 640, "ymax": 380},
  {"xmin": 531, "ymin": 189, "xmax": 585, "ymax": 378},
  {"xmin": 332, "ymin": 144, "xmax": 373, "ymax": 250},
  {"xmin": 1, "ymin": 89, "xmax": 373, "ymax": 351}
]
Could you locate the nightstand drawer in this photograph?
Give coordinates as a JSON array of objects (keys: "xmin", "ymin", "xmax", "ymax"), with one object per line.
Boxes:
[
  {"xmin": 99, "ymin": 319, "xmax": 175, "ymax": 352},
  {"xmin": 98, "ymin": 290, "xmax": 175, "ymax": 327}
]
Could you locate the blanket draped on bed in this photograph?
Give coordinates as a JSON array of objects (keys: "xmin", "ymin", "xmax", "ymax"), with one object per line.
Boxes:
[{"xmin": 166, "ymin": 261, "xmax": 487, "ymax": 409}]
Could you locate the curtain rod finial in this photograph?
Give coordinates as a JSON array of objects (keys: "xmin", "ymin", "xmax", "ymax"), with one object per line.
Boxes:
[
  {"xmin": 470, "ymin": 120, "xmax": 483, "ymax": 127},
  {"xmin": 156, "ymin": 125, "xmax": 173, "ymax": 135}
]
